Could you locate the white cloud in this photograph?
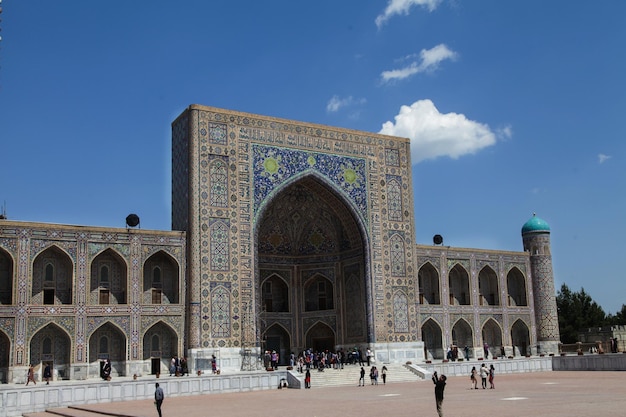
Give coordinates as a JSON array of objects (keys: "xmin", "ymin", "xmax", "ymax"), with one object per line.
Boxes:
[
  {"xmin": 381, "ymin": 44, "xmax": 457, "ymax": 82},
  {"xmin": 379, "ymin": 99, "xmax": 497, "ymax": 164},
  {"xmin": 326, "ymin": 95, "xmax": 367, "ymax": 113},
  {"xmin": 598, "ymin": 153, "xmax": 612, "ymax": 164},
  {"xmin": 376, "ymin": 0, "xmax": 442, "ymax": 29},
  {"xmin": 496, "ymin": 124, "xmax": 513, "ymax": 140}
]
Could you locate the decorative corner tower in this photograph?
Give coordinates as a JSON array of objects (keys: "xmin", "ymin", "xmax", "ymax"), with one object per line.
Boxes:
[{"xmin": 522, "ymin": 214, "xmax": 561, "ymax": 354}]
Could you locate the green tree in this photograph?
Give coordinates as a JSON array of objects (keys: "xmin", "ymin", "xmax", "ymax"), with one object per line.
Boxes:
[
  {"xmin": 556, "ymin": 284, "xmax": 607, "ymax": 344},
  {"xmin": 606, "ymin": 304, "xmax": 626, "ymax": 325}
]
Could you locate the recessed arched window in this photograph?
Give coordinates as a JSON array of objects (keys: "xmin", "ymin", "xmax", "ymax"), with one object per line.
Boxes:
[
  {"xmin": 305, "ymin": 276, "xmax": 334, "ymax": 311},
  {"xmin": 42, "ymin": 337, "xmax": 52, "ymax": 355},
  {"xmin": 151, "ymin": 334, "xmax": 160, "ymax": 352},
  {"xmin": 100, "ymin": 265, "xmax": 109, "ymax": 284},
  {"xmin": 45, "ymin": 264, "xmax": 54, "ymax": 281},
  {"xmin": 153, "ymin": 267, "xmax": 161, "ymax": 285},
  {"xmin": 99, "ymin": 336, "xmax": 109, "ymax": 354}
]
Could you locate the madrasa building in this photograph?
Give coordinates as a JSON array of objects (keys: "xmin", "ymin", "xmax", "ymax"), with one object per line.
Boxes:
[{"xmin": 0, "ymin": 105, "xmax": 560, "ymax": 383}]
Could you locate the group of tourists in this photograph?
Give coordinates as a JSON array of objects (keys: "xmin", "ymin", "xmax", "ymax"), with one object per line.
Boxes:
[
  {"xmin": 293, "ymin": 346, "xmax": 375, "ymax": 373},
  {"xmin": 470, "ymin": 363, "xmax": 496, "ymax": 389},
  {"xmin": 169, "ymin": 356, "xmax": 190, "ymax": 376},
  {"xmin": 263, "ymin": 350, "xmax": 280, "ymax": 369},
  {"xmin": 357, "ymin": 365, "xmax": 387, "ymax": 386}
]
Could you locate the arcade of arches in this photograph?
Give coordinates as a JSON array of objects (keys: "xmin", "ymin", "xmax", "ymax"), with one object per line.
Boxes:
[{"xmin": 0, "ymin": 225, "xmax": 185, "ymax": 383}]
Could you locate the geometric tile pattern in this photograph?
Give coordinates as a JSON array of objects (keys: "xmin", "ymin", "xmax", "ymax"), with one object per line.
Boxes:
[
  {"xmin": 210, "ymin": 282, "xmax": 231, "ymax": 338},
  {"xmin": 252, "ymin": 144, "xmax": 368, "ymax": 222},
  {"xmin": 209, "ymin": 157, "xmax": 229, "ymax": 207},
  {"xmin": 386, "ymin": 175, "xmax": 403, "ymax": 221},
  {"xmin": 390, "ymin": 233, "xmax": 407, "ymax": 277},
  {"xmin": 0, "ymin": 221, "xmax": 185, "ymax": 373},
  {"xmin": 393, "ymin": 290, "xmax": 409, "ymax": 332},
  {"xmin": 209, "ymin": 218, "xmax": 230, "ymax": 271},
  {"xmin": 385, "ymin": 148, "xmax": 400, "ymax": 167}
]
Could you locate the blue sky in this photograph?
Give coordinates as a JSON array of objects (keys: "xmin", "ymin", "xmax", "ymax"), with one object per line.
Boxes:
[{"xmin": 1, "ymin": 1, "xmax": 624, "ymax": 313}]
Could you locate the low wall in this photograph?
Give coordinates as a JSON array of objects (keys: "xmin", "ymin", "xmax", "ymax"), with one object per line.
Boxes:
[
  {"xmin": 415, "ymin": 356, "xmax": 553, "ymax": 378},
  {"xmin": 552, "ymin": 352, "xmax": 626, "ymax": 371},
  {"xmin": 0, "ymin": 370, "xmax": 297, "ymax": 417}
]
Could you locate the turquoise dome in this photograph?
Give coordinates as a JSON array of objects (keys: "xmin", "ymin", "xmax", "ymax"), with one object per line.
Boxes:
[{"xmin": 521, "ymin": 214, "xmax": 550, "ymax": 234}]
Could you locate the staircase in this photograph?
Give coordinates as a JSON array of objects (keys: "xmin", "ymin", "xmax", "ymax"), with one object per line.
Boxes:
[{"xmin": 306, "ymin": 363, "xmax": 422, "ymax": 388}]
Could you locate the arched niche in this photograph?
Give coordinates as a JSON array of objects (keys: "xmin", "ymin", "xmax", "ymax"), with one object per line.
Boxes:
[
  {"xmin": 449, "ymin": 264, "xmax": 470, "ymax": 306},
  {"xmin": 304, "ymin": 274, "xmax": 334, "ymax": 312},
  {"xmin": 32, "ymin": 246, "xmax": 74, "ymax": 305},
  {"xmin": 0, "ymin": 248, "xmax": 14, "ymax": 305},
  {"xmin": 511, "ymin": 319, "xmax": 531, "ymax": 356},
  {"xmin": 256, "ymin": 174, "xmax": 369, "ymax": 351},
  {"xmin": 507, "ymin": 267, "xmax": 528, "ymax": 306},
  {"xmin": 305, "ymin": 322, "xmax": 335, "ymax": 353},
  {"xmin": 142, "ymin": 321, "xmax": 179, "ymax": 375},
  {"xmin": 29, "ymin": 323, "xmax": 72, "ymax": 380},
  {"xmin": 418, "ymin": 262, "xmax": 440, "ymax": 305},
  {"xmin": 143, "ymin": 251, "xmax": 180, "ymax": 305},
  {"xmin": 422, "ymin": 318, "xmax": 443, "ymax": 360},
  {"xmin": 261, "ymin": 274, "xmax": 289, "ymax": 313},
  {"xmin": 481, "ymin": 319, "xmax": 503, "ymax": 358},
  {"xmin": 478, "ymin": 265, "xmax": 499, "ymax": 306},
  {"xmin": 90, "ymin": 248, "xmax": 128, "ymax": 305},
  {"xmin": 452, "ymin": 318, "xmax": 473, "ymax": 349},
  {"xmin": 263, "ymin": 324, "xmax": 291, "ymax": 366}
]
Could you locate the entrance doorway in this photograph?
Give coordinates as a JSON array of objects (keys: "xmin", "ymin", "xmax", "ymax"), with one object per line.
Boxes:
[
  {"xmin": 151, "ymin": 358, "xmax": 161, "ymax": 375},
  {"xmin": 306, "ymin": 322, "xmax": 335, "ymax": 352},
  {"xmin": 257, "ymin": 176, "xmax": 367, "ymax": 354},
  {"xmin": 264, "ymin": 325, "xmax": 291, "ymax": 365}
]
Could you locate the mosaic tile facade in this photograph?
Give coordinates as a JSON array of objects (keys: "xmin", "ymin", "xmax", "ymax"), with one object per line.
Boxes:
[
  {"xmin": 172, "ymin": 105, "xmax": 417, "ymax": 363},
  {"xmin": 171, "ymin": 105, "xmax": 558, "ymax": 367},
  {"xmin": 523, "ymin": 231, "xmax": 560, "ymax": 347},
  {"xmin": 0, "ymin": 105, "xmax": 560, "ymax": 382},
  {"xmin": 0, "ymin": 222, "xmax": 185, "ymax": 382}
]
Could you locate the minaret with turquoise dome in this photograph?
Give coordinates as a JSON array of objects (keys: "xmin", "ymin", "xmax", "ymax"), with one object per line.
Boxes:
[{"xmin": 522, "ymin": 213, "xmax": 561, "ymax": 354}]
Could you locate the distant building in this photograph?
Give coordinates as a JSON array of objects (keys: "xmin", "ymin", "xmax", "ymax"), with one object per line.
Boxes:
[
  {"xmin": 578, "ymin": 325, "xmax": 625, "ymax": 353},
  {"xmin": 0, "ymin": 105, "xmax": 560, "ymax": 382}
]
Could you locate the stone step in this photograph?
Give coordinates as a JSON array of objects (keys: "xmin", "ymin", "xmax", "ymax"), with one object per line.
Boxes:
[{"xmin": 305, "ymin": 364, "xmax": 422, "ymax": 388}]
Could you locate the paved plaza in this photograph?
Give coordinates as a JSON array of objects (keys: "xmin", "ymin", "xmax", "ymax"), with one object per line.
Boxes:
[{"xmin": 32, "ymin": 371, "xmax": 626, "ymax": 417}]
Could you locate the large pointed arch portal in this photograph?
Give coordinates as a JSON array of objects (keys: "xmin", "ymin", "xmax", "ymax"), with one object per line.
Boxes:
[{"xmin": 256, "ymin": 174, "xmax": 369, "ymax": 355}]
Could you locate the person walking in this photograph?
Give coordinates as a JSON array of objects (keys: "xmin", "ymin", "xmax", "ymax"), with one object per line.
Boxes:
[
  {"xmin": 432, "ymin": 371, "xmax": 447, "ymax": 417},
  {"xmin": 154, "ymin": 382, "xmax": 164, "ymax": 417},
  {"xmin": 102, "ymin": 359, "xmax": 112, "ymax": 381},
  {"xmin": 304, "ymin": 369, "xmax": 311, "ymax": 389},
  {"xmin": 358, "ymin": 366, "xmax": 365, "ymax": 386},
  {"xmin": 43, "ymin": 363, "xmax": 52, "ymax": 385},
  {"xmin": 480, "ymin": 363, "xmax": 489, "ymax": 389},
  {"xmin": 26, "ymin": 364, "xmax": 36, "ymax": 385},
  {"xmin": 470, "ymin": 366, "xmax": 478, "ymax": 389},
  {"xmin": 169, "ymin": 357, "xmax": 176, "ymax": 376},
  {"xmin": 489, "ymin": 364, "xmax": 495, "ymax": 389},
  {"xmin": 381, "ymin": 365, "xmax": 387, "ymax": 384}
]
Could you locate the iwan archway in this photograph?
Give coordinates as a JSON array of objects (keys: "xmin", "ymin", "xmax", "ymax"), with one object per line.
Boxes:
[{"xmin": 256, "ymin": 174, "xmax": 370, "ymax": 355}]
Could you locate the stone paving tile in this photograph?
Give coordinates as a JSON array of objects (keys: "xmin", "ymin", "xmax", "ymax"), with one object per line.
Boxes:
[{"xmin": 64, "ymin": 371, "xmax": 626, "ymax": 417}]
